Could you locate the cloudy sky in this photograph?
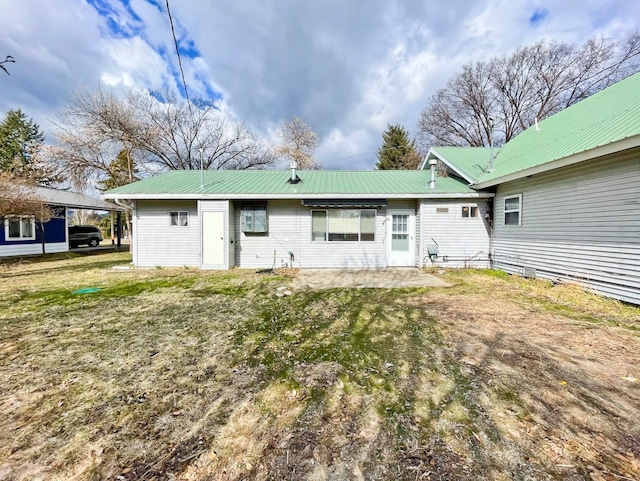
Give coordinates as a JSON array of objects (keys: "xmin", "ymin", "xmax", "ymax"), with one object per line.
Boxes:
[{"xmin": 1, "ymin": 0, "xmax": 638, "ymax": 170}]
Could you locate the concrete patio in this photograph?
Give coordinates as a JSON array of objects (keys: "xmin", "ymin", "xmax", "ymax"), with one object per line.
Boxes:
[{"xmin": 291, "ymin": 268, "xmax": 450, "ymax": 289}]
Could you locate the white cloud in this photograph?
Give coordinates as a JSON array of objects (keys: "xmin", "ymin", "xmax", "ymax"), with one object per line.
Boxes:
[
  {"xmin": 0, "ymin": 0, "xmax": 638, "ymax": 168},
  {"xmin": 101, "ymin": 36, "xmax": 170, "ymax": 90}
]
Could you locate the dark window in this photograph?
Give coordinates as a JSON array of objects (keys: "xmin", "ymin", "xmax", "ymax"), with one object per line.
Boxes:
[
  {"xmin": 461, "ymin": 206, "xmax": 478, "ymax": 218},
  {"xmin": 170, "ymin": 211, "xmax": 189, "ymax": 227}
]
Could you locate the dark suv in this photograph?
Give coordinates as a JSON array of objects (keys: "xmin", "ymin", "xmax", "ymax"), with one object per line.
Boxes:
[{"xmin": 69, "ymin": 225, "xmax": 103, "ymax": 248}]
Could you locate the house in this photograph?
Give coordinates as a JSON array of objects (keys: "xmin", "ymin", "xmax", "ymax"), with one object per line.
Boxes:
[
  {"xmin": 103, "ymin": 167, "xmax": 493, "ymax": 270},
  {"xmin": 1, "ymin": 186, "xmax": 121, "ymax": 257},
  {"xmin": 103, "ymin": 71, "xmax": 639, "ymax": 305},
  {"xmin": 424, "ymin": 71, "xmax": 640, "ymax": 305}
]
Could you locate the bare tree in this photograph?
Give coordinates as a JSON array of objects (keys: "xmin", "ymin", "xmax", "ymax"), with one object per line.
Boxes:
[
  {"xmin": 0, "ymin": 55, "xmax": 14, "ymax": 75},
  {"xmin": 69, "ymin": 209, "xmax": 98, "ymax": 226},
  {"xmin": 418, "ymin": 32, "xmax": 640, "ymax": 149},
  {"xmin": 50, "ymin": 86, "xmax": 275, "ymax": 190},
  {"xmin": 273, "ymin": 116, "xmax": 320, "ymax": 169}
]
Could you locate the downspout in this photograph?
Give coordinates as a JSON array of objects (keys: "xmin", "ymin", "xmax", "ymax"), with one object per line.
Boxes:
[{"xmin": 114, "ymin": 197, "xmax": 133, "ymax": 255}]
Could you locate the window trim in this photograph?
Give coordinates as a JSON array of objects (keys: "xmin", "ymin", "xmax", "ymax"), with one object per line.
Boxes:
[
  {"xmin": 461, "ymin": 205, "xmax": 478, "ymax": 219},
  {"xmin": 169, "ymin": 211, "xmax": 189, "ymax": 227},
  {"xmin": 504, "ymin": 194, "xmax": 522, "ymax": 226},
  {"xmin": 4, "ymin": 216, "xmax": 36, "ymax": 241},
  {"xmin": 311, "ymin": 209, "xmax": 376, "ymax": 242},
  {"xmin": 240, "ymin": 205, "xmax": 268, "ymax": 233}
]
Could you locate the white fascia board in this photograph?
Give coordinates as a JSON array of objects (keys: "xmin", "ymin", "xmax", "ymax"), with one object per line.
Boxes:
[
  {"xmin": 473, "ymin": 135, "xmax": 640, "ymax": 189},
  {"xmin": 104, "ymin": 192, "xmax": 494, "ymax": 201},
  {"xmin": 428, "ymin": 148, "xmax": 476, "ymax": 184}
]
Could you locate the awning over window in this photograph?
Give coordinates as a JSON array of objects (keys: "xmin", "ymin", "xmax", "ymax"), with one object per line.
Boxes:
[{"xmin": 301, "ymin": 199, "xmax": 387, "ymax": 208}]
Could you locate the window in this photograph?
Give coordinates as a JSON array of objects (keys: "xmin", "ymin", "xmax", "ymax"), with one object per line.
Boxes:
[
  {"xmin": 5, "ymin": 216, "xmax": 35, "ymax": 240},
  {"xmin": 461, "ymin": 206, "xmax": 478, "ymax": 218},
  {"xmin": 241, "ymin": 205, "xmax": 267, "ymax": 233},
  {"xmin": 504, "ymin": 195, "xmax": 522, "ymax": 226},
  {"xmin": 169, "ymin": 211, "xmax": 189, "ymax": 227},
  {"xmin": 311, "ymin": 209, "xmax": 375, "ymax": 242}
]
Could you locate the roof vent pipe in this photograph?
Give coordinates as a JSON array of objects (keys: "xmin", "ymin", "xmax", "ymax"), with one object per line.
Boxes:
[
  {"xmin": 488, "ymin": 116, "xmax": 495, "ymax": 172},
  {"xmin": 428, "ymin": 158, "xmax": 437, "ymax": 189},
  {"xmin": 288, "ymin": 161, "xmax": 300, "ymax": 184}
]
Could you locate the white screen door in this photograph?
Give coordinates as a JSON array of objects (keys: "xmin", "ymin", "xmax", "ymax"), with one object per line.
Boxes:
[{"xmin": 387, "ymin": 209, "xmax": 414, "ymax": 266}]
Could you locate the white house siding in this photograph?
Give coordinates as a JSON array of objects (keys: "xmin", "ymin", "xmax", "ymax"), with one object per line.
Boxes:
[
  {"xmin": 419, "ymin": 199, "xmax": 492, "ymax": 268},
  {"xmin": 234, "ymin": 200, "xmax": 302, "ymax": 269},
  {"xmin": 234, "ymin": 200, "xmax": 394, "ymax": 269},
  {"xmin": 492, "ymin": 149, "xmax": 640, "ymax": 304},
  {"xmin": 134, "ymin": 200, "xmax": 199, "ymax": 267},
  {"xmin": 0, "ymin": 242, "xmax": 67, "ymax": 257},
  {"xmin": 415, "ymin": 202, "xmax": 422, "ymax": 267},
  {"xmin": 299, "ymin": 206, "xmax": 387, "ymax": 268}
]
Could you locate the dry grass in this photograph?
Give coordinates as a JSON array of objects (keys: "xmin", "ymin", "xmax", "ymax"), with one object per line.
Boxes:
[{"xmin": 0, "ymin": 253, "xmax": 639, "ymax": 480}]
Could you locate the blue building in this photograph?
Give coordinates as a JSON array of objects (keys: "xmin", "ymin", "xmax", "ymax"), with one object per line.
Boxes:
[{"xmin": 1, "ymin": 186, "xmax": 120, "ymax": 257}]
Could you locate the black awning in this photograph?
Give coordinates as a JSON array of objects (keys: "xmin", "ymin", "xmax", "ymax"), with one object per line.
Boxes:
[{"xmin": 301, "ymin": 199, "xmax": 387, "ymax": 208}]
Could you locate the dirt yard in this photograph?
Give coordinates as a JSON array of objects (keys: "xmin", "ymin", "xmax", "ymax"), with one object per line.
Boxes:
[{"xmin": 0, "ymin": 253, "xmax": 638, "ymax": 480}]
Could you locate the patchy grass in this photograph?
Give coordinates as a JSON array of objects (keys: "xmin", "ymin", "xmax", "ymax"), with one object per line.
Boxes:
[{"xmin": 0, "ymin": 254, "xmax": 639, "ymax": 480}]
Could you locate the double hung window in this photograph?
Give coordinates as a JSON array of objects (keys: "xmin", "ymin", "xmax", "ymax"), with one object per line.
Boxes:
[
  {"xmin": 504, "ymin": 195, "xmax": 522, "ymax": 226},
  {"xmin": 5, "ymin": 216, "xmax": 35, "ymax": 240}
]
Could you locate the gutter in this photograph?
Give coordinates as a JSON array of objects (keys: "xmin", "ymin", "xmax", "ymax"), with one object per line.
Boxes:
[
  {"xmin": 113, "ymin": 198, "xmax": 133, "ymax": 210},
  {"xmin": 103, "ymin": 192, "xmax": 495, "ymax": 201},
  {"xmin": 472, "ymin": 135, "xmax": 640, "ymax": 189}
]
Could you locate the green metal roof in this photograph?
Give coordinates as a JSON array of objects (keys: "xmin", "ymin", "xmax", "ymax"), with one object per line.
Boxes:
[
  {"xmin": 473, "ymin": 71, "xmax": 640, "ymax": 186},
  {"xmin": 428, "ymin": 146, "xmax": 501, "ymax": 181},
  {"xmin": 104, "ymin": 169, "xmax": 484, "ymax": 199}
]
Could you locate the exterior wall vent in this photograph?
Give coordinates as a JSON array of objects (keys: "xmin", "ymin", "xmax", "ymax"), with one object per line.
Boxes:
[{"xmin": 523, "ymin": 267, "xmax": 537, "ymax": 279}]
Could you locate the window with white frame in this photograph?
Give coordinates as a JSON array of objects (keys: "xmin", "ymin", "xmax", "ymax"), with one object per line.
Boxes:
[
  {"xmin": 311, "ymin": 209, "xmax": 375, "ymax": 242},
  {"xmin": 461, "ymin": 205, "xmax": 478, "ymax": 218},
  {"xmin": 5, "ymin": 216, "xmax": 36, "ymax": 240},
  {"xmin": 169, "ymin": 211, "xmax": 189, "ymax": 227},
  {"xmin": 504, "ymin": 195, "xmax": 522, "ymax": 226},
  {"xmin": 241, "ymin": 205, "xmax": 268, "ymax": 233}
]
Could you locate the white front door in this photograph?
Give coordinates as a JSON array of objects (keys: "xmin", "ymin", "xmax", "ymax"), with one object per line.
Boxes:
[
  {"xmin": 387, "ymin": 209, "xmax": 415, "ymax": 267},
  {"xmin": 202, "ymin": 211, "xmax": 225, "ymax": 267}
]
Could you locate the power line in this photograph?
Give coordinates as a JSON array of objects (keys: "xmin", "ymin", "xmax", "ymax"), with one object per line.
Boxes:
[
  {"xmin": 321, "ymin": 145, "xmax": 422, "ymax": 165},
  {"xmin": 165, "ymin": 0, "xmax": 192, "ymax": 113},
  {"xmin": 322, "ymin": 152, "xmax": 374, "ymax": 164}
]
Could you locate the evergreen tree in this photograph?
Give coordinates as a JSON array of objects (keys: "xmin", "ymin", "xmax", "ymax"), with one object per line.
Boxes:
[
  {"xmin": 97, "ymin": 149, "xmax": 140, "ymax": 191},
  {"xmin": 375, "ymin": 124, "xmax": 421, "ymax": 170},
  {"xmin": 0, "ymin": 109, "xmax": 46, "ymax": 178}
]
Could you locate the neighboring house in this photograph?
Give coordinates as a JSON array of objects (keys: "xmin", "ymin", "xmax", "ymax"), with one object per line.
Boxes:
[
  {"xmin": 0, "ymin": 187, "xmax": 120, "ymax": 257},
  {"xmin": 103, "ymin": 72, "xmax": 639, "ymax": 304},
  {"xmin": 103, "ymin": 168, "xmax": 493, "ymax": 270},
  {"xmin": 423, "ymin": 71, "xmax": 640, "ymax": 305}
]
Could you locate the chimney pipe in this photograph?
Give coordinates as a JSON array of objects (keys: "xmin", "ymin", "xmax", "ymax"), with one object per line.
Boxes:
[
  {"xmin": 289, "ymin": 161, "xmax": 299, "ymax": 184},
  {"xmin": 428, "ymin": 158, "xmax": 437, "ymax": 189},
  {"xmin": 488, "ymin": 116, "xmax": 495, "ymax": 172}
]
